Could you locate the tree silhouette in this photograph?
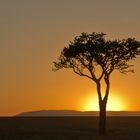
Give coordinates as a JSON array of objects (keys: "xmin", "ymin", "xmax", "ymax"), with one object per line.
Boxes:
[{"xmin": 53, "ymin": 32, "xmax": 140, "ymax": 136}]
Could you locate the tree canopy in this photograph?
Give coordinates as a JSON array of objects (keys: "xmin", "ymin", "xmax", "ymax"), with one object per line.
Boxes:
[{"xmin": 54, "ymin": 32, "xmax": 140, "ymax": 82}]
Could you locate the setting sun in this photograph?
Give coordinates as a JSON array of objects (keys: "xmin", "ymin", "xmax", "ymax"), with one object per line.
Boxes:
[{"xmin": 84, "ymin": 94, "xmax": 125, "ymax": 111}]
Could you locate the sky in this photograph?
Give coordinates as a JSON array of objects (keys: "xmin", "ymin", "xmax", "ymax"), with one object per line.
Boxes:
[{"xmin": 1, "ymin": 0, "xmax": 140, "ymax": 116}]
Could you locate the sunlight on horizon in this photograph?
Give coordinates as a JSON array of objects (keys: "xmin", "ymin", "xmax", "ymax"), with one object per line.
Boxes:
[{"xmin": 83, "ymin": 93, "xmax": 126, "ymax": 111}]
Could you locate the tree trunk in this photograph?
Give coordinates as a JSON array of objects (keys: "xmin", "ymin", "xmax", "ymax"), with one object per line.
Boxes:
[{"xmin": 99, "ymin": 100, "xmax": 107, "ymax": 136}]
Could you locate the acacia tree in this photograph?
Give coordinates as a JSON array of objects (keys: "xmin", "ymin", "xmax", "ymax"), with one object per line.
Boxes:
[{"xmin": 53, "ymin": 32, "xmax": 140, "ymax": 136}]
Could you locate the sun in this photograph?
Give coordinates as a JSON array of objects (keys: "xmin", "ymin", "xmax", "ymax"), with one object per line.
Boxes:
[{"xmin": 84, "ymin": 94, "xmax": 125, "ymax": 111}]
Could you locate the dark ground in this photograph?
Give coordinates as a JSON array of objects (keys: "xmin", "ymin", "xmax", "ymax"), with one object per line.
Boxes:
[{"xmin": 0, "ymin": 116, "xmax": 140, "ymax": 140}]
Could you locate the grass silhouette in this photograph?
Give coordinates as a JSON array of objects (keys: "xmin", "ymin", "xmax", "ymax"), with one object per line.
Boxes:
[{"xmin": 0, "ymin": 116, "xmax": 140, "ymax": 140}]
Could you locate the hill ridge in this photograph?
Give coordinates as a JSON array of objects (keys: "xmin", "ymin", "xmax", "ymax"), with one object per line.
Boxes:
[{"xmin": 15, "ymin": 110, "xmax": 140, "ymax": 117}]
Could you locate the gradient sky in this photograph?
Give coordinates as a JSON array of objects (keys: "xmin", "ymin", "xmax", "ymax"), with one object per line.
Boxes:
[{"xmin": 1, "ymin": 0, "xmax": 140, "ymax": 116}]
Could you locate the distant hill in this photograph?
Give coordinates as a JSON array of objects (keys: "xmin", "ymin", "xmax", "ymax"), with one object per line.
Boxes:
[{"xmin": 16, "ymin": 110, "xmax": 140, "ymax": 117}]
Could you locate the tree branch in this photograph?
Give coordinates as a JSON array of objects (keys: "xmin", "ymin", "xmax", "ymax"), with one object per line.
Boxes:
[
  {"xmin": 72, "ymin": 66, "xmax": 93, "ymax": 80},
  {"xmin": 103, "ymin": 75, "xmax": 110, "ymax": 102}
]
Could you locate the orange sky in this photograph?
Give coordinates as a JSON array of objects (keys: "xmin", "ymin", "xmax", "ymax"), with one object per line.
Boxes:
[{"xmin": 1, "ymin": 0, "xmax": 140, "ymax": 116}]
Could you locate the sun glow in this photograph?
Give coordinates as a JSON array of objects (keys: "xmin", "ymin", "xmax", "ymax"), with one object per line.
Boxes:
[{"xmin": 84, "ymin": 94, "xmax": 125, "ymax": 111}]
